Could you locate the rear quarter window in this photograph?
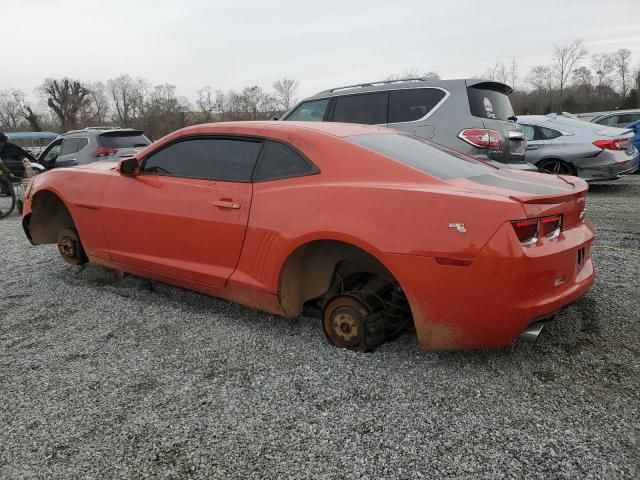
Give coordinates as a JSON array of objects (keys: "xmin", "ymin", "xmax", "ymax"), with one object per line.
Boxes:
[
  {"xmin": 467, "ymin": 86, "xmax": 515, "ymax": 121},
  {"xmin": 388, "ymin": 88, "xmax": 447, "ymax": 123},
  {"xmin": 346, "ymin": 133, "xmax": 492, "ymax": 179}
]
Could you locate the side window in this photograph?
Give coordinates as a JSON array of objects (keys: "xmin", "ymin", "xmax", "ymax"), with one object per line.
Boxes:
[
  {"xmin": 253, "ymin": 141, "xmax": 316, "ymax": 182},
  {"xmin": 540, "ymin": 127, "xmax": 562, "ymax": 139},
  {"xmin": 596, "ymin": 115, "xmax": 617, "ymax": 126},
  {"xmin": 521, "ymin": 124, "xmax": 535, "ymax": 141},
  {"xmin": 42, "ymin": 141, "xmax": 63, "ymax": 164},
  {"xmin": 284, "ymin": 99, "xmax": 329, "ymax": 121},
  {"xmin": 60, "ymin": 138, "xmax": 88, "ymax": 156},
  {"xmin": 388, "ymin": 88, "xmax": 447, "ymax": 123},
  {"xmin": 142, "ymin": 137, "xmax": 263, "ymax": 182},
  {"xmin": 331, "ymin": 92, "xmax": 388, "ymax": 125}
]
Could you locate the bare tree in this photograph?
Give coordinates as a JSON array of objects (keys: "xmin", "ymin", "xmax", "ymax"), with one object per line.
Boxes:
[
  {"xmin": 82, "ymin": 82, "xmax": 110, "ymax": 125},
  {"xmin": 572, "ymin": 66, "xmax": 593, "ymax": 90},
  {"xmin": 527, "ymin": 65, "xmax": 555, "ymax": 109},
  {"xmin": 590, "ymin": 53, "xmax": 615, "ymax": 90},
  {"xmin": 0, "ymin": 89, "xmax": 26, "ymax": 130},
  {"xmin": 613, "ymin": 48, "xmax": 632, "ymax": 102},
  {"xmin": 196, "ymin": 86, "xmax": 224, "ymax": 122},
  {"xmin": 141, "ymin": 83, "xmax": 191, "ymax": 138},
  {"xmin": 107, "ymin": 74, "xmax": 149, "ymax": 126},
  {"xmin": 552, "ymin": 39, "xmax": 588, "ymax": 102},
  {"xmin": 39, "ymin": 78, "xmax": 91, "ymax": 131},
  {"xmin": 272, "ymin": 78, "xmax": 298, "ymax": 111}
]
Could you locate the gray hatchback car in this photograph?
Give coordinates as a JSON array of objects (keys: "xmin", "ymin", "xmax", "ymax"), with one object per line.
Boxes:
[
  {"xmin": 517, "ymin": 114, "xmax": 639, "ymax": 181},
  {"xmin": 37, "ymin": 127, "xmax": 152, "ymax": 170},
  {"xmin": 281, "ymin": 78, "xmax": 532, "ymax": 169}
]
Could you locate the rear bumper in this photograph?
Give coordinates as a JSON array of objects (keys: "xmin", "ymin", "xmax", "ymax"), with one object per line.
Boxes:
[
  {"xmin": 381, "ymin": 220, "xmax": 595, "ymax": 351},
  {"xmin": 577, "ymin": 152, "xmax": 639, "ymax": 181}
]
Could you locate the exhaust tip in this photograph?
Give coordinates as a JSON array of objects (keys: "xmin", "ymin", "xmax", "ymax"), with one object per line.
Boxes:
[{"xmin": 519, "ymin": 322, "xmax": 545, "ymax": 342}]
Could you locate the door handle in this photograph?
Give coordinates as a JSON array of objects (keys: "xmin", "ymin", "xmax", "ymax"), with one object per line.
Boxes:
[
  {"xmin": 213, "ymin": 200, "xmax": 241, "ymax": 209},
  {"xmin": 526, "ymin": 145, "xmax": 540, "ymax": 150}
]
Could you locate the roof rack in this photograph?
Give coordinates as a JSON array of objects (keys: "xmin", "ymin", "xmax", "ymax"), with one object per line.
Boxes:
[{"xmin": 324, "ymin": 77, "xmax": 430, "ymax": 93}]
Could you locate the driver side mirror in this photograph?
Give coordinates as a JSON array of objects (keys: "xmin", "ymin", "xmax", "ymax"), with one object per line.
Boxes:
[{"xmin": 118, "ymin": 157, "xmax": 140, "ymax": 176}]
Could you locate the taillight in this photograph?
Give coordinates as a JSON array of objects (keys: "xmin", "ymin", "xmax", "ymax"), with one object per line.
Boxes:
[
  {"xmin": 511, "ymin": 219, "xmax": 538, "ymax": 245},
  {"xmin": 93, "ymin": 147, "xmax": 118, "ymax": 157},
  {"xmin": 593, "ymin": 138, "xmax": 629, "ymax": 151},
  {"xmin": 458, "ymin": 129, "xmax": 503, "ymax": 150},
  {"xmin": 511, "ymin": 215, "xmax": 563, "ymax": 245},
  {"xmin": 541, "ymin": 215, "xmax": 562, "ymax": 239}
]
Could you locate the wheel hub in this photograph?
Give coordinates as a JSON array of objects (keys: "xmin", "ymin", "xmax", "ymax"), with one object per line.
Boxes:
[
  {"xmin": 333, "ymin": 312, "xmax": 359, "ymax": 342},
  {"xmin": 58, "ymin": 236, "xmax": 75, "ymax": 258}
]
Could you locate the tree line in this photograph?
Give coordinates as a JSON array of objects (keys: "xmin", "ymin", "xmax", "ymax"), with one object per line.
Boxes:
[
  {"xmin": 0, "ymin": 40, "xmax": 637, "ymax": 138},
  {"xmin": 0, "ymin": 77, "xmax": 299, "ymax": 139},
  {"xmin": 482, "ymin": 40, "xmax": 639, "ymax": 115}
]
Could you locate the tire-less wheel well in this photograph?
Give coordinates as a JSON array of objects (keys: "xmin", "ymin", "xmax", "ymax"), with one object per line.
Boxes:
[
  {"xmin": 278, "ymin": 240, "xmax": 397, "ymax": 317},
  {"xmin": 27, "ymin": 190, "xmax": 76, "ymax": 245}
]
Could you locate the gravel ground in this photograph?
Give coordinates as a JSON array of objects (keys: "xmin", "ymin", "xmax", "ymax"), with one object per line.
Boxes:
[{"xmin": 1, "ymin": 175, "xmax": 639, "ymax": 479}]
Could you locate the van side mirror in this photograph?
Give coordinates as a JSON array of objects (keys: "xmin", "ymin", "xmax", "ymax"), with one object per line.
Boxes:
[{"xmin": 118, "ymin": 157, "xmax": 140, "ymax": 176}]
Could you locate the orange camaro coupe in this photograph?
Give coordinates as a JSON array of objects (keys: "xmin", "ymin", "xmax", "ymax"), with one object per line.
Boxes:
[{"xmin": 22, "ymin": 122, "xmax": 595, "ymax": 351}]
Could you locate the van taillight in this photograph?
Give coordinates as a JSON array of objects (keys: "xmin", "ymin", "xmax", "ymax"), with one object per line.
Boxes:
[
  {"xmin": 511, "ymin": 219, "xmax": 538, "ymax": 245},
  {"xmin": 93, "ymin": 147, "xmax": 118, "ymax": 157},
  {"xmin": 458, "ymin": 128, "xmax": 503, "ymax": 150}
]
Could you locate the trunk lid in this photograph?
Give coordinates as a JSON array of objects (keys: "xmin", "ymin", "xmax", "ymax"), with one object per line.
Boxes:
[
  {"xmin": 449, "ymin": 169, "xmax": 588, "ymax": 228},
  {"xmin": 595, "ymin": 126, "xmax": 633, "ymax": 137}
]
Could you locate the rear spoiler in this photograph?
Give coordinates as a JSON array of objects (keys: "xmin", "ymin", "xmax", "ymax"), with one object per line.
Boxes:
[
  {"xmin": 465, "ymin": 79, "xmax": 513, "ymax": 95},
  {"xmin": 508, "ymin": 180, "xmax": 588, "ymax": 205}
]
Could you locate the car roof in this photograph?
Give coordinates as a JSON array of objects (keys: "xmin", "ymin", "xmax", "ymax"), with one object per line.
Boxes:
[
  {"xmin": 303, "ymin": 78, "xmax": 511, "ymax": 100},
  {"xmin": 173, "ymin": 121, "xmax": 395, "ymax": 139}
]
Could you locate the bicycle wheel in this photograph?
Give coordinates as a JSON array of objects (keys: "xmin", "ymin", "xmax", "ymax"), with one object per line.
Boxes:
[{"xmin": 0, "ymin": 176, "xmax": 16, "ymax": 219}]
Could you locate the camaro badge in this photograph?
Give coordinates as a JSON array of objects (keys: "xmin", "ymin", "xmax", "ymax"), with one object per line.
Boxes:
[{"xmin": 449, "ymin": 223, "xmax": 466, "ymax": 233}]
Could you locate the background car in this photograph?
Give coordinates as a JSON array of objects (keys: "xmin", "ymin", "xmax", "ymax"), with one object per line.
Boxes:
[
  {"xmin": 23, "ymin": 122, "xmax": 594, "ymax": 352},
  {"xmin": 590, "ymin": 110, "xmax": 640, "ymax": 128},
  {"xmin": 517, "ymin": 114, "xmax": 639, "ymax": 180},
  {"xmin": 280, "ymin": 78, "xmax": 534, "ymax": 170},
  {"xmin": 37, "ymin": 127, "xmax": 152, "ymax": 170}
]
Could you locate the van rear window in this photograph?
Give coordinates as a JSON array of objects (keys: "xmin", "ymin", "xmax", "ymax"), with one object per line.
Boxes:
[
  {"xmin": 346, "ymin": 133, "xmax": 492, "ymax": 179},
  {"xmin": 467, "ymin": 86, "xmax": 515, "ymax": 121}
]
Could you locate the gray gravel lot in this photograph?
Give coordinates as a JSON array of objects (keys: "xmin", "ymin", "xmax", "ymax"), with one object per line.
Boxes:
[{"xmin": 1, "ymin": 175, "xmax": 639, "ymax": 479}]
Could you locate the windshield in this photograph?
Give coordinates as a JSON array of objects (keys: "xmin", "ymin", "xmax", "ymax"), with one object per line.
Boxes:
[{"xmin": 346, "ymin": 133, "xmax": 493, "ymax": 179}]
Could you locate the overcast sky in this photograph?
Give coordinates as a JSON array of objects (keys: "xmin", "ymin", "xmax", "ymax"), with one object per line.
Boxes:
[{"xmin": 4, "ymin": 0, "xmax": 639, "ymax": 103}]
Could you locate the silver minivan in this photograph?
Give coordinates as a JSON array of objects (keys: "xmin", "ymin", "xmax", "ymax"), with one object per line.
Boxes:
[{"xmin": 281, "ymin": 78, "xmax": 533, "ymax": 169}]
